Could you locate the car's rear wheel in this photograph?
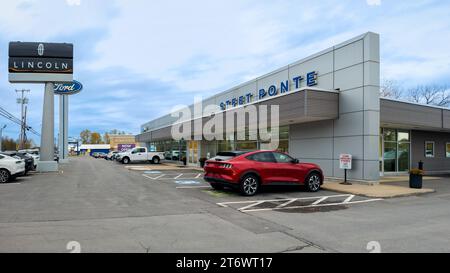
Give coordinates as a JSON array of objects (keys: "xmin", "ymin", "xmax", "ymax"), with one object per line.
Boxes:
[
  {"xmin": 210, "ymin": 183, "xmax": 224, "ymax": 191},
  {"xmin": 239, "ymin": 174, "xmax": 259, "ymax": 196},
  {"xmin": 152, "ymin": 156, "xmax": 161, "ymax": 164},
  {"xmin": 0, "ymin": 169, "xmax": 11, "ymax": 183},
  {"xmin": 305, "ymin": 172, "xmax": 322, "ymax": 192}
]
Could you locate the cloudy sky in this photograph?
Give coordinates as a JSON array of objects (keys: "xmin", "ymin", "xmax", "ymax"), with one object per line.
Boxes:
[{"xmin": 0, "ymin": 0, "xmax": 449, "ymax": 143}]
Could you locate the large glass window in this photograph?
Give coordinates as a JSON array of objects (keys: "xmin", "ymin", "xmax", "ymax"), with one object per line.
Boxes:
[
  {"xmin": 398, "ymin": 143, "xmax": 410, "ymax": 172},
  {"xmin": 382, "ymin": 129, "xmax": 411, "ymax": 173},
  {"xmin": 447, "ymin": 143, "xmax": 450, "ymax": 158},
  {"xmin": 384, "ymin": 142, "xmax": 397, "ymax": 172},
  {"xmin": 236, "ymin": 141, "xmax": 257, "ymax": 151}
]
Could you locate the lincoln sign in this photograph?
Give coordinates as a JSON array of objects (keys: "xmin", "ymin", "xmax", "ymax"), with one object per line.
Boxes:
[{"xmin": 8, "ymin": 42, "xmax": 74, "ymax": 83}]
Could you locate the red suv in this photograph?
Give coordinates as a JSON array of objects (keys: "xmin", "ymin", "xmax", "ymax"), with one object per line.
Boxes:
[{"xmin": 204, "ymin": 151, "xmax": 324, "ymax": 196}]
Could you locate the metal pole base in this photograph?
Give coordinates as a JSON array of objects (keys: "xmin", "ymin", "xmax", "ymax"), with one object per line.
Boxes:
[{"xmin": 37, "ymin": 161, "xmax": 58, "ymax": 172}]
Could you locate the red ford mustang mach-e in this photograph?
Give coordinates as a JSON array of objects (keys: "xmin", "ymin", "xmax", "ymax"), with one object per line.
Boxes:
[{"xmin": 204, "ymin": 151, "xmax": 324, "ymax": 196}]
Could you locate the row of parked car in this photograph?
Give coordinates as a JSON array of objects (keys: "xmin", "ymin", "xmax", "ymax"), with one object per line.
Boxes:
[
  {"xmin": 92, "ymin": 147, "xmax": 165, "ymax": 165},
  {"xmin": 0, "ymin": 150, "xmax": 40, "ymax": 183}
]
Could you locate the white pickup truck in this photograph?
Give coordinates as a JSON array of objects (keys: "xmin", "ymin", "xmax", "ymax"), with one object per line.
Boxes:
[{"xmin": 116, "ymin": 147, "xmax": 164, "ymax": 164}]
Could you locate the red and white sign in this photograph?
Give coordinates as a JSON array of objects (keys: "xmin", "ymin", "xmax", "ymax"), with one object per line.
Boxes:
[{"xmin": 339, "ymin": 154, "xmax": 353, "ymax": 170}]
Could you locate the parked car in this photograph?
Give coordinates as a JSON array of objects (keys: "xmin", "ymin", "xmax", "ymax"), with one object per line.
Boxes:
[
  {"xmin": 116, "ymin": 147, "xmax": 164, "ymax": 164},
  {"xmin": 106, "ymin": 151, "xmax": 119, "ymax": 160},
  {"xmin": 204, "ymin": 151, "xmax": 324, "ymax": 196},
  {"xmin": 0, "ymin": 154, "xmax": 26, "ymax": 183},
  {"xmin": 112, "ymin": 152, "xmax": 121, "ymax": 161},
  {"xmin": 0, "ymin": 152, "xmax": 34, "ymax": 174},
  {"xmin": 96, "ymin": 152, "xmax": 108, "ymax": 159}
]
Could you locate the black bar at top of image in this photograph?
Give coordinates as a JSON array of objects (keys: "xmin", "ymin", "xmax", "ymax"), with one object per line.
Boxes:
[{"xmin": 9, "ymin": 42, "xmax": 73, "ymax": 58}]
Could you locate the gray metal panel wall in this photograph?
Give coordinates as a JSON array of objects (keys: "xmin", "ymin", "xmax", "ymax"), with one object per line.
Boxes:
[
  {"xmin": 411, "ymin": 130, "xmax": 450, "ymax": 172},
  {"xmin": 444, "ymin": 111, "xmax": 450, "ymax": 129},
  {"xmin": 381, "ymin": 100, "xmax": 443, "ymax": 128}
]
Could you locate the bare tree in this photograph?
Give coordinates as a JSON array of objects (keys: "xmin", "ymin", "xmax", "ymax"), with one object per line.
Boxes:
[
  {"xmin": 407, "ymin": 84, "xmax": 450, "ymax": 107},
  {"xmin": 380, "ymin": 79, "xmax": 403, "ymax": 99}
]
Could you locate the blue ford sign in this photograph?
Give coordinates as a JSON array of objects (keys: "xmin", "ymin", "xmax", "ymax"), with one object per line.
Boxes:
[{"xmin": 54, "ymin": 80, "xmax": 83, "ymax": 95}]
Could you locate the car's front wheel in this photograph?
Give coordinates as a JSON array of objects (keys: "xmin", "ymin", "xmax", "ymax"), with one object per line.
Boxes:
[
  {"xmin": 0, "ymin": 169, "xmax": 11, "ymax": 183},
  {"xmin": 305, "ymin": 172, "xmax": 322, "ymax": 192},
  {"xmin": 122, "ymin": 157, "xmax": 130, "ymax": 164},
  {"xmin": 239, "ymin": 174, "xmax": 260, "ymax": 196}
]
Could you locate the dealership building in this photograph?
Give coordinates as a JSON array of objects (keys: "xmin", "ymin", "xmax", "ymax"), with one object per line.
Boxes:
[{"xmin": 136, "ymin": 32, "xmax": 450, "ymax": 183}]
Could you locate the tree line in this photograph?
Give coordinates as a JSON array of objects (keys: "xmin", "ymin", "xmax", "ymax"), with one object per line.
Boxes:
[
  {"xmin": 79, "ymin": 129, "xmax": 129, "ymax": 144},
  {"xmin": 380, "ymin": 80, "xmax": 450, "ymax": 107},
  {"xmin": 1, "ymin": 137, "xmax": 35, "ymax": 151}
]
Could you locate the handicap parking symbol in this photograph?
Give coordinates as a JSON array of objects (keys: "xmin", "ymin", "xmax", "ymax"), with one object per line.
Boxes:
[
  {"xmin": 175, "ymin": 180, "xmax": 201, "ymax": 185},
  {"xmin": 144, "ymin": 171, "xmax": 162, "ymax": 174}
]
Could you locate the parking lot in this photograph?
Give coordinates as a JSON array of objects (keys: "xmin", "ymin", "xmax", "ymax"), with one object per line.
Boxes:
[{"xmin": 0, "ymin": 156, "xmax": 450, "ymax": 253}]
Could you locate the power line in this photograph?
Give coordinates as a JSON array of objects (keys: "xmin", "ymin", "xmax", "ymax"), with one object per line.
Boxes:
[{"xmin": 0, "ymin": 106, "xmax": 40, "ymax": 136}]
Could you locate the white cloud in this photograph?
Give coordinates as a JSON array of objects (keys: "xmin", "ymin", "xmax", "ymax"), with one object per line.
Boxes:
[
  {"xmin": 0, "ymin": 0, "xmax": 112, "ymax": 40},
  {"xmin": 88, "ymin": 0, "xmax": 359, "ymax": 95},
  {"xmin": 366, "ymin": 0, "xmax": 381, "ymax": 6}
]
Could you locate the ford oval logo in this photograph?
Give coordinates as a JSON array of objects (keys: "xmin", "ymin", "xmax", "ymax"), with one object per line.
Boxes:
[{"xmin": 54, "ymin": 80, "xmax": 83, "ymax": 95}]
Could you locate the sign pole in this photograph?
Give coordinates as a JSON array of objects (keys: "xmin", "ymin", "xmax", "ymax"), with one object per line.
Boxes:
[
  {"xmin": 58, "ymin": 94, "xmax": 69, "ymax": 163},
  {"xmin": 37, "ymin": 82, "xmax": 58, "ymax": 172},
  {"xmin": 339, "ymin": 154, "xmax": 353, "ymax": 185}
]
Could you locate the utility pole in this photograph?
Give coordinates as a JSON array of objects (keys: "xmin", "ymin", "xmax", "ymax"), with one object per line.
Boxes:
[
  {"xmin": 0, "ymin": 125, "xmax": 6, "ymax": 152},
  {"xmin": 16, "ymin": 89, "xmax": 30, "ymax": 150}
]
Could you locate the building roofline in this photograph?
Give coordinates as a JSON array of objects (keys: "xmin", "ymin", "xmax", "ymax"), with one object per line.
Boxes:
[{"xmin": 381, "ymin": 97, "xmax": 450, "ymax": 111}]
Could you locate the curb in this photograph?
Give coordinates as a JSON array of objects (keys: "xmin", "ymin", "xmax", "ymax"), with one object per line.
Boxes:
[{"xmin": 322, "ymin": 185, "xmax": 436, "ymax": 199}]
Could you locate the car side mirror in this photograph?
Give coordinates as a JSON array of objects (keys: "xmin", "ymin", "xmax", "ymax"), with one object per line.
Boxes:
[{"xmin": 292, "ymin": 159, "xmax": 300, "ymax": 164}]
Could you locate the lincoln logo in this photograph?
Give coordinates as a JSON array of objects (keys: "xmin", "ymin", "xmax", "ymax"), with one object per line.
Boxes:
[{"xmin": 37, "ymin": 43, "xmax": 44, "ymax": 56}]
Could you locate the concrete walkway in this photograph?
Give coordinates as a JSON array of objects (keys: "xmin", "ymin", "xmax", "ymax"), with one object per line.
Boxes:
[{"xmin": 323, "ymin": 181, "xmax": 434, "ymax": 198}]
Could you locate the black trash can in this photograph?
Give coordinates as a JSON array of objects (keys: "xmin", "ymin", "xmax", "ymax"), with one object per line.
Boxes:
[{"xmin": 409, "ymin": 174, "xmax": 423, "ymax": 189}]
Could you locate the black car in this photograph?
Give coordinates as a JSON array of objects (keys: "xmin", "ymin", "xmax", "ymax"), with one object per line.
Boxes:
[{"xmin": 0, "ymin": 151, "xmax": 35, "ymax": 174}]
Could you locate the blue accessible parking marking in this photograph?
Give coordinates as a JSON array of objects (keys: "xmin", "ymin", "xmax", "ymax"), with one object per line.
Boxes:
[
  {"xmin": 144, "ymin": 171, "xmax": 162, "ymax": 174},
  {"xmin": 175, "ymin": 180, "xmax": 202, "ymax": 185}
]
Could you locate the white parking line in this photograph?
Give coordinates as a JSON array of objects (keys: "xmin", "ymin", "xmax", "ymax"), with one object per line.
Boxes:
[
  {"xmin": 217, "ymin": 194, "xmax": 383, "ymax": 213},
  {"xmin": 311, "ymin": 196, "xmax": 328, "ymax": 205},
  {"xmin": 174, "ymin": 174, "xmax": 183, "ymax": 179},
  {"xmin": 238, "ymin": 201, "xmax": 266, "ymax": 212},
  {"xmin": 242, "ymin": 199, "xmax": 383, "ymax": 213},
  {"xmin": 195, "ymin": 173, "xmax": 202, "ymax": 179},
  {"xmin": 217, "ymin": 194, "xmax": 351, "ymax": 206},
  {"xmin": 276, "ymin": 198, "xmax": 299, "ymax": 209},
  {"xmin": 142, "ymin": 174, "xmax": 166, "ymax": 180},
  {"xmin": 343, "ymin": 195, "xmax": 356, "ymax": 203}
]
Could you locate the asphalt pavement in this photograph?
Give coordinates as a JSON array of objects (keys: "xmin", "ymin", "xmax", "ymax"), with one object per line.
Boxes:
[{"xmin": 0, "ymin": 156, "xmax": 449, "ymax": 253}]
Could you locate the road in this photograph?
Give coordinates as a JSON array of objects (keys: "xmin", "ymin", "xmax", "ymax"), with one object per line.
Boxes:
[{"xmin": 0, "ymin": 156, "xmax": 449, "ymax": 253}]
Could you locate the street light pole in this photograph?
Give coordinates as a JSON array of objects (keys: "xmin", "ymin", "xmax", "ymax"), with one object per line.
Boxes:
[{"xmin": 0, "ymin": 125, "xmax": 6, "ymax": 152}]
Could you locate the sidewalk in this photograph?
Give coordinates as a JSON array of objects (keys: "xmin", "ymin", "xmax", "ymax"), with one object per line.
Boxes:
[{"xmin": 323, "ymin": 181, "xmax": 435, "ymax": 198}]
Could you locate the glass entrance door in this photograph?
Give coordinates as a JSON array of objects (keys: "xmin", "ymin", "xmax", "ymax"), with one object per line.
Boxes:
[{"xmin": 381, "ymin": 128, "xmax": 411, "ymax": 175}]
